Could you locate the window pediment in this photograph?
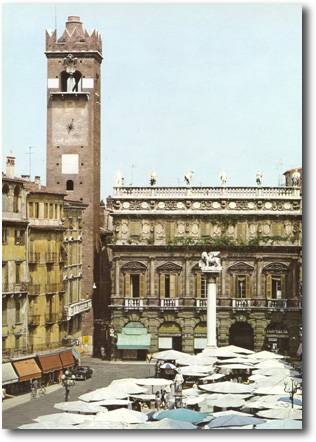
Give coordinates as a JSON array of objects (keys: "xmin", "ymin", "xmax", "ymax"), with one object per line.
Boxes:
[
  {"xmin": 228, "ymin": 262, "xmax": 254, "ymax": 273},
  {"xmin": 157, "ymin": 262, "xmax": 182, "ymax": 273},
  {"xmin": 121, "ymin": 261, "xmax": 147, "ymax": 272},
  {"xmin": 263, "ymin": 262, "xmax": 288, "ymax": 273}
]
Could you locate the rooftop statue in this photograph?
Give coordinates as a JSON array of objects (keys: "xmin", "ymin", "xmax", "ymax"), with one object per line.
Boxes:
[
  {"xmin": 291, "ymin": 169, "xmax": 301, "ymax": 187},
  {"xmin": 184, "ymin": 171, "xmax": 194, "ymax": 186},
  {"xmin": 199, "ymin": 251, "xmax": 222, "ymax": 272},
  {"xmin": 256, "ymin": 170, "xmax": 263, "ymax": 186},
  {"xmin": 115, "ymin": 170, "xmax": 124, "ymax": 187},
  {"xmin": 219, "ymin": 171, "xmax": 227, "ymax": 186},
  {"xmin": 150, "ymin": 171, "xmax": 157, "ymax": 186}
]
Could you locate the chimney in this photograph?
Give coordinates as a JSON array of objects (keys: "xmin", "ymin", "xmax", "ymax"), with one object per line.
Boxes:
[
  {"xmin": 6, "ymin": 154, "xmax": 16, "ymax": 178},
  {"xmin": 21, "ymin": 174, "xmax": 30, "ymax": 181},
  {"xmin": 34, "ymin": 176, "xmax": 41, "ymax": 189}
]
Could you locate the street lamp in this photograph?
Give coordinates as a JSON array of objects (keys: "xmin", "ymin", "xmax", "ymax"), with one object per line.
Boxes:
[
  {"xmin": 61, "ymin": 370, "xmax": 75, "ymax": 402},
  {"xmin": 284, "ymin": 377, "xmax": 299, "ymax": 408}
]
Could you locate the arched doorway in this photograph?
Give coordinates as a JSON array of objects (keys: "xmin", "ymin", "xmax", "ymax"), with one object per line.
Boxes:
[
  {"xmin": 194, "ymin": 322, "xmax": 207, "ymax": 354},
  {"xmin": 158, "ymin": 322, "xmax": 182, "ymax": 351},
  {"xmin": 229, "ymin": 322, "xmax": 254, "ymax": 350}
]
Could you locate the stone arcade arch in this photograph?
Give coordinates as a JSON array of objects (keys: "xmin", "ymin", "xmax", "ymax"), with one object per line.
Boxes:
[
  {"xmin": 158, "ymin": 322, "xmax": 182, "ymax": 351},
  {"xmin": 229, "ymin": 321, "xmax": 254, "ymax": 351}
]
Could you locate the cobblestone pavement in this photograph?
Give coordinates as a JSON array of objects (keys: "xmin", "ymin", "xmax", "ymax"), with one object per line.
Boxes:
[{"xmin": 2, "ymin": 357, "xmax": 155, "ymax": 430}]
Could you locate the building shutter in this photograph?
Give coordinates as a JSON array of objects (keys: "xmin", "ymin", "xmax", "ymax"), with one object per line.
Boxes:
[
  {"xmin": 280, "ymin": 274, "xmax": 286, "ymax": 298},
  {"xmin": 125, "ymin": 274, "xmax": 131, "ymax": 297},
  {"xmin": 140, "ymin": 273, "xmax": 145, "ymax": 298},
  {"xmin": 196, "ymin": 273, "xmax": 202, "ymax": 297},
  {"xmin": 266, "ymin": 274, "xmax": 272, "ymax": 299},
  {"xmin": 160, "ymin": 274, "xmax": 165, "ymax": 298},
  {"xmin": 230, "ymin": 275, "xmax": 235, "ymax": 297},
  {"xmin": 246, "ymin": 275, "xmax": 251, "ymax": 298},
  {"xmin": 170, "ymin": 274, "xmax": 176, "ymax": 298}
]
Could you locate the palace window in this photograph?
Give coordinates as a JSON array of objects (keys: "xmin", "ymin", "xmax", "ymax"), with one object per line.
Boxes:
[
  {"xmin": 13, "ymin": 185, "xmax": 20, "ymax": 213},
  {"xmin": 195, "ymin": 273, "xmax": 207, "ymax": 298},
  {"xmin": 236, "ymin": 275, "xmax": 247, "ymax": 298},
  {"xmin": 2, "ymin": 300, "xmax": 8, "ymax": 325},
  {"xmin": 15, "ymin": 229, "xmax": 25, "ymax": 245},
  {"xmin": 2, "ymin": 184, "xmax": 9, "ymax": 212},
  {"xmin": 160, "ymin": 274, "xmax": 177, "ymax": 298},
  {"xmin": 15, "ymin": 300, "xmax": 21, "ymax": 323},
  {"xmin": 66, "ymin": 180, "xmax": 74, "ymax": 191},
  {"xmin": 15, "ymin": 262, "xmax": 21, "ymax": 284},
  {"xmin": 2, "ymin": 227, "xmax": 8, "ymax": 244},
  {"xmin": 28, "ymin": 202, "xmax": 34, "ymax": 218},
  {"xmin": 124, "ymin": 273, "xmax": 145, "ymax": 298}
]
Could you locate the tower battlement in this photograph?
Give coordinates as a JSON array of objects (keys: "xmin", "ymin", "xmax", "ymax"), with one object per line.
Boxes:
[{"xmin": 46, "ymin": 16, "xmax": 102, "ymax": 55}]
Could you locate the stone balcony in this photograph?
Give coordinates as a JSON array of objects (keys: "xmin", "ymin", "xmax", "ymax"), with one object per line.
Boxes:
[
  {"xmin": 124, "ymin": 298, "xmax": 144, "ymax": 310},
  {"xmin": 2, "ymin": 282, "xmax": 28, "ymax": 294}
]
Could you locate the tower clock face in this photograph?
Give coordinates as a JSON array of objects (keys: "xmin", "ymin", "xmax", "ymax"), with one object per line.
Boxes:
[{"xmin": 51, "ymin": 102, "xmax": 88, "ymax": 146}]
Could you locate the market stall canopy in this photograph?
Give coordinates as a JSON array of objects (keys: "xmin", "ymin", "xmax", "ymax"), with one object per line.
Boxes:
[
  {"xmin": 218, "ymin": 364, "xmax": 254, "ymax": 370},
  {"xmin": 201, "ymin": 394, "xmax": 246, "ymax": 409},
  {"xmin": 202, "ymin": 348, "xmax": 238, "ymax": 358},
  {"xmin": 135, "ymin": 378, "xmax": 173, "ymax": 387},
  {"xmin": 180, "ymin": 366, "xmax": 212, "ymax": 377},
  {"xmin": 207, "ymin": 414, "xmax": 265, "ymax": 429},
  {"xmin": 160, "ymin": 362, "xmax": 177, "ymax": 370},
  {"xmin": 222, "ymin": 345, "xmax": 255, "ymax": 355},
  {"xmin": 176, "ymin": 355, "xmax": 217, "ymax": 366},
  {"xmin": 255, "ymin": 419, "xmax": 303, "ymax": 429},
  {"xmin": 201, "ymin": 373, "xmax": 226, "ymax": 382},
  {"xmin": 73, "ymin": 420, "xmax": 130, "ymax": 429},
  {"xmin": 2, "ymin": 363, "xmax": 18, "ymax": 385},
  {"xmin": 59, "ymin": 350, "xmax": 75, "ymax": 368},
  {"xmin": 117, "ymin": 325, "xmax": 151, "ymax": 350},
  {"xmin": 37, "ymin": 353, "xmax": 63, "ymax": 374},
  {"xmin": 97, "ymin": 399, "xmax": 133, "ymax": 407},
  {"xmin": 153, "ymin": 408, "xmax": 212, "ymax": 424},
  {"xmin": 133, "ymin": 418, "xmax": 197, "ymax": 430},
  {"xmin": 12, "ymin": 358, "xmax": 41, "ymax": 382},
  {"xmin": 34, "ymin": 412, "xmax": 93, "ymax": 425},
  {"xmin": 152, "ymin": 349, "xmax": 188, "ymax": 361},
  {"xmin": 54, "ymin": 401, "xmax": 106, "ymax": 414},
  {"xmin": 249, "ymin": 351, "xmax": 285, "ymax": 360},
  {"xmin": 18, "ymin": 422, "xmax": 75, "ymax": 429},
  {"xmin": 97, "ymin": 408, "xmax": 148, "ymax": 424},
  {"xmin": 79, "ymin": 387, "xmax": 129, "ymax": 402},
  {"xmin": 256, "ymin": 408, "xmax": 302, "ymax": 420},
  {"xmin": 199, "ymin": 381, "xmax": 254, "ymax": 394},
  {"xmin": 217, "ymin": 357, "xmax": 254, "ymax": 365},
  {"xmin": 213, "ymin": 410, "xmax": 254, "ymax": 417}
]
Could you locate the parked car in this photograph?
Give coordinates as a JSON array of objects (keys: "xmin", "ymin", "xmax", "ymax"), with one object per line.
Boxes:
[{"xmin": 72, "ymin": 366, "xmax": 93, "ymax": 380}]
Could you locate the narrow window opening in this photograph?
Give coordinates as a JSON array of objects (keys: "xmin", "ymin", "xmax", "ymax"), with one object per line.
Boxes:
[{"xmin": 66, "ymin": 180, "xmax": 74, "ymax": 191}]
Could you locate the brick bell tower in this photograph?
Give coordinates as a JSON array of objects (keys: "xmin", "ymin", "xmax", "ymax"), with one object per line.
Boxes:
[{"xmin": 45, "ymin": 16, "xmax": 102, "ymax": 353}]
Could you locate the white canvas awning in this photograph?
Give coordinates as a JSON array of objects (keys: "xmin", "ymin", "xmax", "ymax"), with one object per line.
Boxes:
[{"xmin": 2, "ymin": 363, "xmax": 18, "ymax": 385}]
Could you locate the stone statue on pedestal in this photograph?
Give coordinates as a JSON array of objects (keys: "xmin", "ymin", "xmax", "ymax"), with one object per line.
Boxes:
[
  {"xmin": 256, "ymin": 170, "xmax": 263, "ymax": 186},
  {"xmin": 150, "ymin": 171, "xmax": 157, "ymax": 186},
  {"xmin": 184, "ymin": 171, "xmax": 194, "ymax": 186},
  {"xmin": 219, "ymin": 171, "xmax": 227, "ymax": 186},
  {"xmin": 199, "ymin": 251, "xmax": 222, "ymax": 272}
]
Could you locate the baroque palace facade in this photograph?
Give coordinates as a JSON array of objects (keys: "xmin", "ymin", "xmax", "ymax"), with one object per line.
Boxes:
[{"xmin": 103, "ymin": 182, "xmax": 302, "ymax": 360}]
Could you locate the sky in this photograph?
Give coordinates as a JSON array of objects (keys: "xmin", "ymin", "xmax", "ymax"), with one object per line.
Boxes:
[{"xmin": 2, "ymin": 2, "xmax": 301, "ymax": 200}]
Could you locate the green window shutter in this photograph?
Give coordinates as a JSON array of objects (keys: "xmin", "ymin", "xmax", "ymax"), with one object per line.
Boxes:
[
  {"xmin": 170, "ymin": 274, "xmax": 176, "ymax": 298},
  {"xmin": 140, "ymin": 273, "xmax": 145, "ymax": 298},
  {"xmin": 196, "ymin": 273, "xmax": 202, "ymax": 297},
  {"xmin": 160, "ymin": 274, "xmax": 165, "ymax": 297},
  {"xmin": 125, "ymin": 274, "xmax": 131, "ymax": 297},
  {"xmin": 266, "ymin": 274, "xmax": 272, "ymax": 299},
  {"xmin": 246, "ymin": 275, "xmax": 251, "ymax": 298},
  {"xmin": 281, "ymin": 274, "xmax": 286, "ymax": 298},
  {"xmin": 230, "ymin": 275, "xmax": 235, "ymax": 297}
]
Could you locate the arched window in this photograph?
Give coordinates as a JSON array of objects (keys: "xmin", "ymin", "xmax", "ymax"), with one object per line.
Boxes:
[
  {"xmin": 2, "ymin": 184, "xmax": 9, "ymax": 212},
  {"xmin": 61, "ymin": 70, "xmax": 82, "ymax": 92},
  {"xmin": 66, "ymin": 180, "xmax": 74, "ymax": 191},
  {"xmin": 13, "ymin": 185, "xmax": 20, "ymax": 212}
]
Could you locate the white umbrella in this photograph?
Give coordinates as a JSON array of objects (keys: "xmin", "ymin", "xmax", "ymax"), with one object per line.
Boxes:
[
  {"xmin": 184, "ymin": 396, "xmax": 206, "ymax": 406},
  {"xmin": 54, "ymin": 401, "xmax": 105, "ymax": 414},
  {"xmin": 254, "ymin": 367, "xmax": 300, "ymax": 377},
  {"xmin": 213, "ymin": 410, "xmax": 254, "ymax": 417},
  {"xmin": 79, "ymin": 387, "xmax": 129, "ymax": 402},
  {"xmin": 202, "ymin": 348, "xmax": 238, "ymax": 358},
  {"xmin": 135, "ymin": 378, "xmax": 173, "ymax": 387},
  {"xmin": 180, "ymin": 366, "xmax": 212, "ymax": 377},
  {"xmin": 199, "ymin": 381, "xmax": 253, "ymax": 394},
  {"xmin": 109, "ymin": 378, "xmax": 149, "ymax": 394},
  {"xmin": 217, "ymin": 357, "xmax": 254, "ymax": 365},
  {"xmin": 19, "ymin": 422, "xmax": 76, "ymax": 430},
  {"xmin": 249, "ymin": 351, "xmax": 285, "ymax": 360},
  {"xmin": 218, "ymin": 364, "xmax": 254, "ymax": 370},
  {"xmin": 160, "ymin": 362, "xmax": 177, "ymax": 370},
  {"xmin": 203, "ymin": 394, "xmax": 246, "ymax": 409},
  {"xmin": 182, "ymin": 387, "xmax": 202, "ymax": 397},
  {"xmin": 74, "ymin": 420, "xmax": 130, "ymax": 429},
  {"xmin": 221, "ymin": 345, "xmax": 254, "ymax": 355},
  {"xmin": 256, "ymin": 408, "xmax": 302, "ymax": 420},
  {"xmin": 254, "ymin": 385, "xmax": 293, "ymax": 396},
  {"xmin": 97, "ymin": 399, "xmax": 133, "ymax": 407},
  {"xmin": 133, "ymin": 418, "xmax": 197, "ymax": 430},
  {"xmin": 177, "ymin": 355, "xmax": 217, "ymax": 366},
  {"xmin": 207, "ymin": 414, "xmax": 265, "ymax": 428},
  {"xmin": 97, "ymin": 408, "xmax": 148, "ymax": 424},
  {"xmin": 34, "ymin": 412, "xmax": 93, "ymax": 425},
  {"xmin": 255, "ymin": 419, "xmax": 303, "ymax": 429},
  {"xmin": 201, "ymin": 373, "xmax": 226, "ymax": 382},
  {"xmin": 248, "ymin": 374, "xmax": 267, "ymax": 382},
  {"xmin": 152, "ymin": 349, "xmax": 187, "ymax": 361},
  {"xmin": 243, "ymin": 395, "xmax": 301, "ymax": 410},
  {"xmin": 129, "ymin": 394, "xmax": 156, "ymax": 401},
  {"xmin": 252, "ymin": 359, "xmax": 290, "ymax": 369}
]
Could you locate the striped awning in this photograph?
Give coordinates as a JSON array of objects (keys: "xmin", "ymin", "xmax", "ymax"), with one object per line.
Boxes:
[{"xmin": 2, "ymin": 363, "xmax": 19, "ymax": 385}]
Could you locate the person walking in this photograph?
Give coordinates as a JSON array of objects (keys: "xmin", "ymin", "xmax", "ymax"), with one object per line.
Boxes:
[
  {"xmin": 32, "ymin": 379, "xmax": 39, "ymax": 398},
  {"xmin": 155, "ymin": 391, "xmax": 162, "ymax": 411},
  {"xmin": 100, "ymin": 346, "xmax": 105, "ymax": 361}
]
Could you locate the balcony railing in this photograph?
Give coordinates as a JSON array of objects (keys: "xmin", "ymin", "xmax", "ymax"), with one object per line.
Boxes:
[
  {"xmin": 28, "ymin": 315, "xmax": 41, "ymax": 326},
  {"xmin": 267, "ymin": 299, "xmax": 288, "ymax": 310},
  {"xmin": 45, "ymin": 252, "xmax": 57, "ymax": 263},
  {"xmin": 124, "ymin": 298, "xmax": 144, "ymax": 309},
  {"xmin": 2, "ymin": 282, "xmax": 28, "ymax": 293},
  {"xmin": 196, "ymin": 298, "xmax": 207, "ymax": 308},
  {"xmin": 29, "ymin": 252, "xmax": 40, "ymax": 263},
  {"xmin": 45, "ymin": 313, "xmax": 59, "ymax": 324},
  {"xmin": 231, "ymin": 298, "xmax": 256, "ymax": 310},
  {"xmin": 160, "ymin": 298, "xmax": 179, "ymax": 309}
]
